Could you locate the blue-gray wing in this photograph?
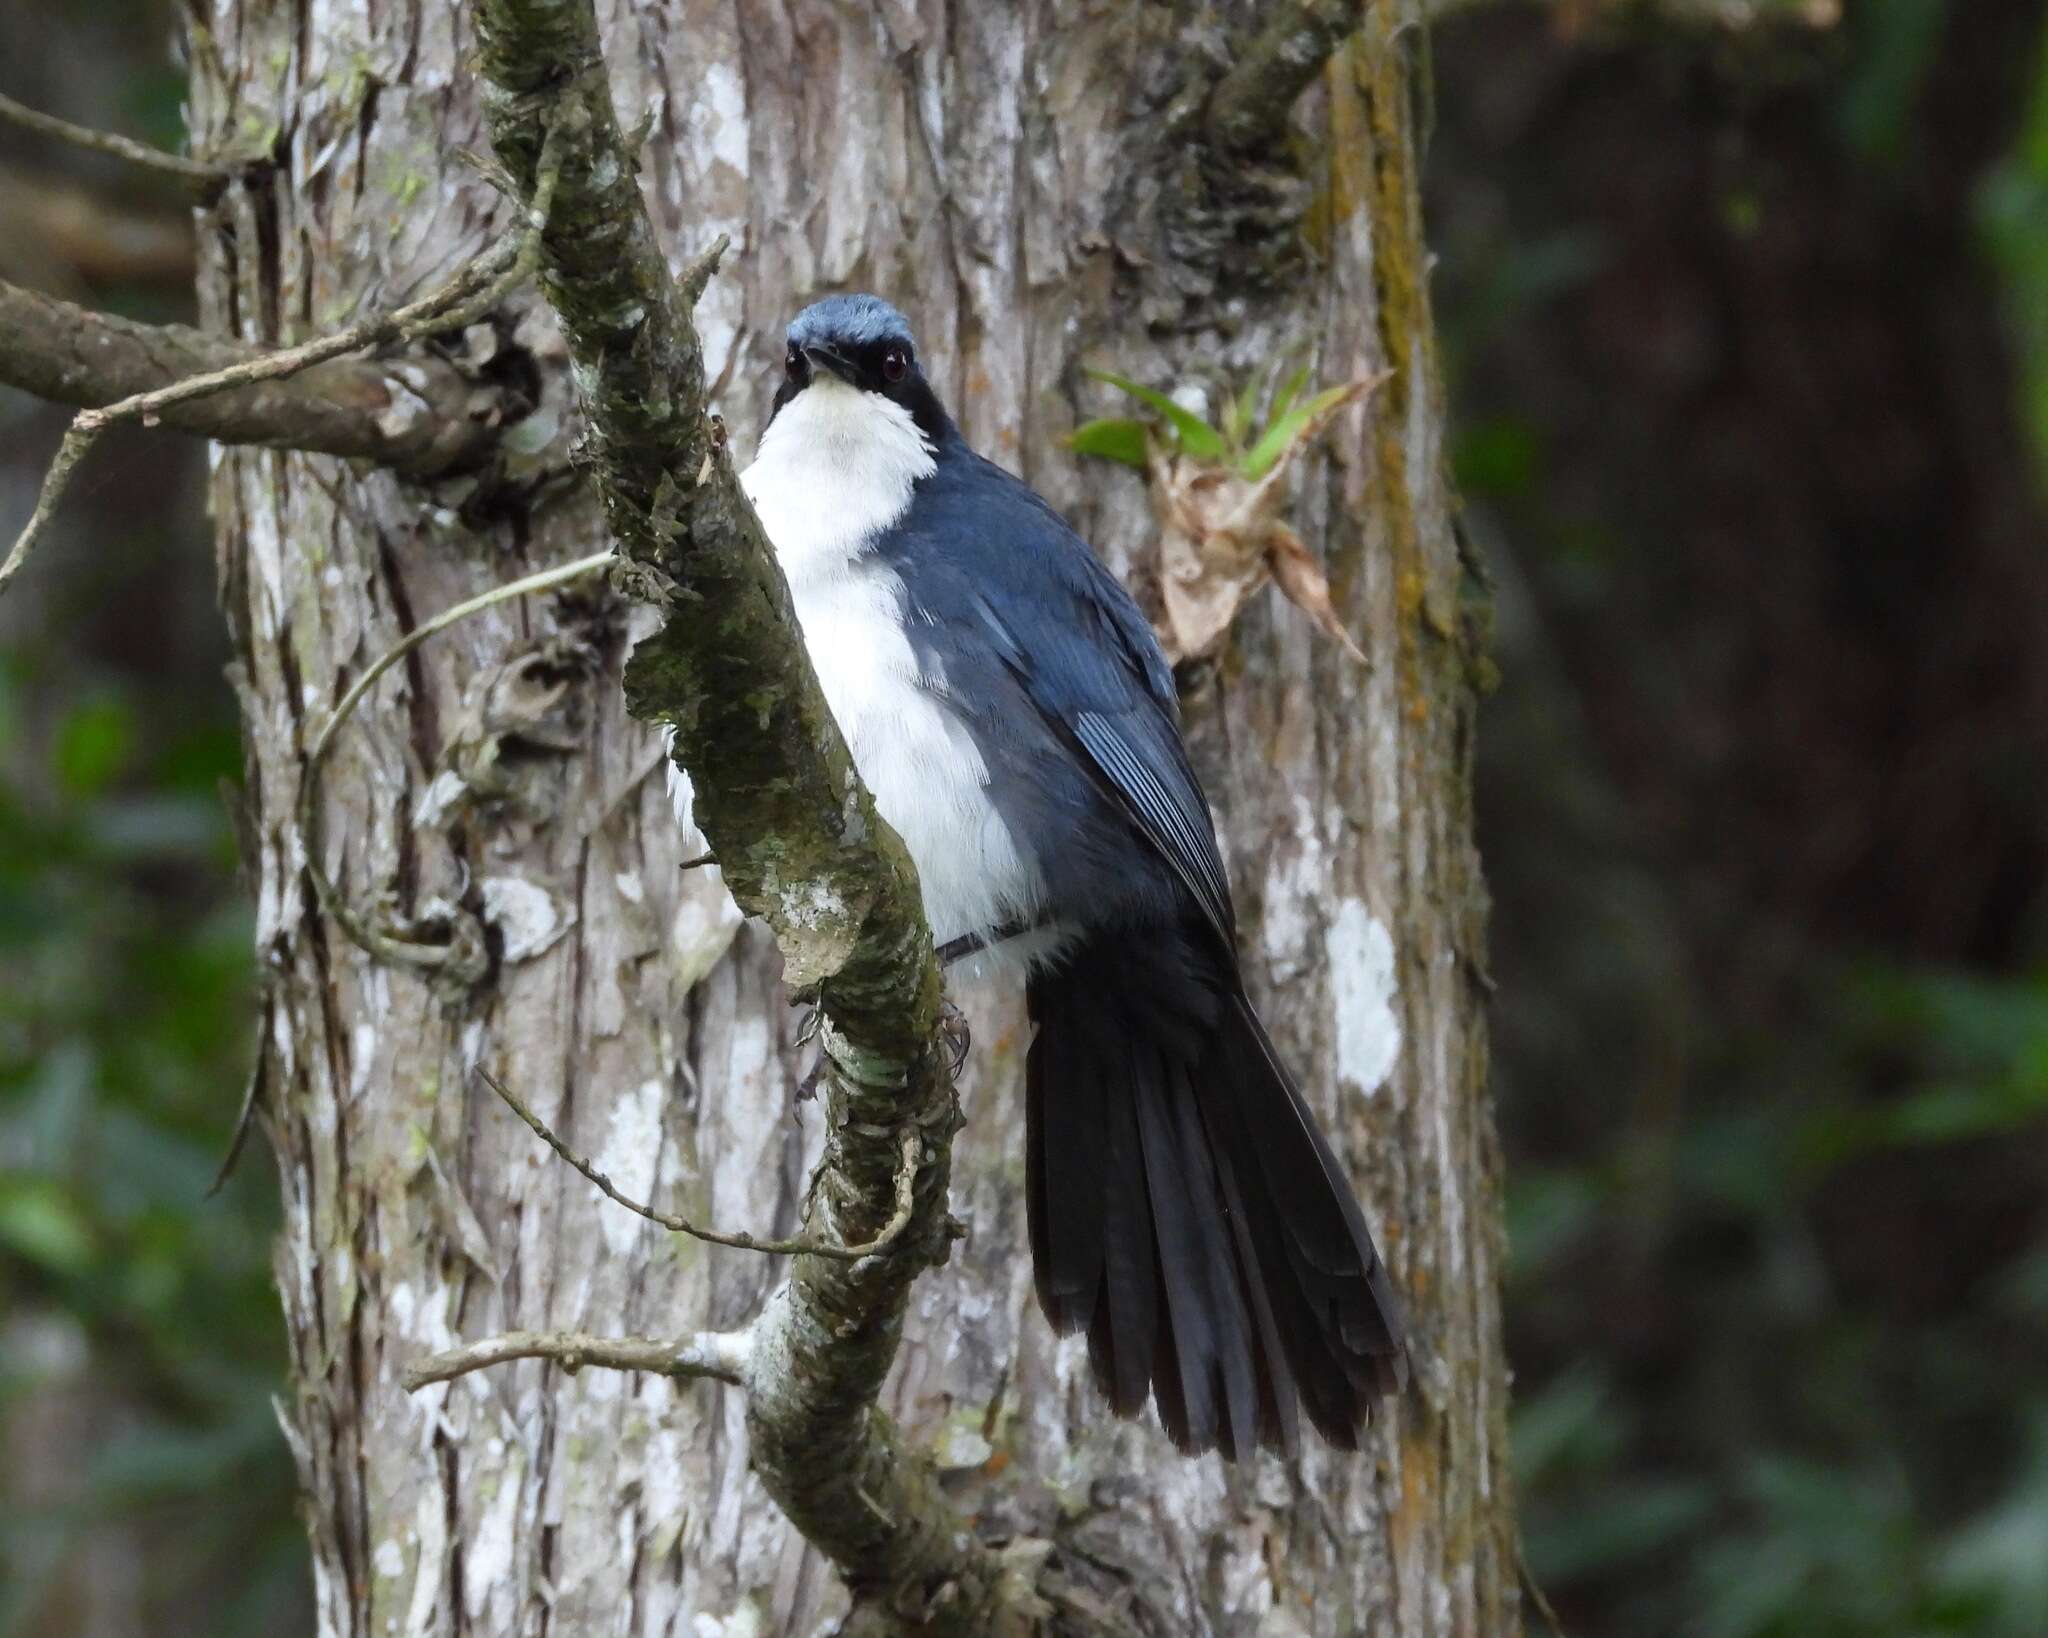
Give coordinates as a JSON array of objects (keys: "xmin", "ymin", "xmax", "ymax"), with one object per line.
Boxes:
[
  {"xmin": 890, "ymin": 446, "xmax": 1236, "ymax": 946},
  {"xmin": 1066, "ymin": 707, "xmax": 1235, "ymax": 945}
]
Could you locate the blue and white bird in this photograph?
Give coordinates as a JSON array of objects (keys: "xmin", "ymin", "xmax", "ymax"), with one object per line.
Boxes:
[{"xmin": 732, "ymin": 292, "xmax": 1405, "ymax": 1458}]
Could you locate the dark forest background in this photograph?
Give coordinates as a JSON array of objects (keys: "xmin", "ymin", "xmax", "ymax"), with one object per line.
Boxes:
[{"xmin": 2, "ymin": 2, "xmax": 2044, "ymax": 1633}]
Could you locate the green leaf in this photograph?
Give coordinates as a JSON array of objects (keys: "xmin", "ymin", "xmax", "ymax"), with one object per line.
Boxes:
[
  {"xmin": 1268, "ymin": 362, "xmax": 1313, "ymax": 425},
  {"xmin": 1225, "ymin": 378, "xmax": 1261, "ymax": 450},
  {"xmin": 1065, "ymin": 417, "xmax": 1151, "ymax": 470},
  {"xmin": 1083, "ymin": 369, "xmax": 1226, "ymax": 460},
  {"xmin": 1513, "ymin": 1363, "xmax": 1623, "ymax": 1484},
  {"xmin": 1504, "ymin": 1167, "xmax": 1600, "ymax": 1278},
  {"xmin": 1243, "ymin": 383, "xmax": 1362, "ymax": 479}
]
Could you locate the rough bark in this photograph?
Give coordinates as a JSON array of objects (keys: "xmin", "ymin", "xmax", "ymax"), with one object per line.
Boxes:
[{"xmin": 187, "ymin": 1, "xmax": 1514, "ymax": 1632}]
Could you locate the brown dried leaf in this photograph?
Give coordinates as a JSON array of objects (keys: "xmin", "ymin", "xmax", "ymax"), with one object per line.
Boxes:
[
  {"xmin": 1140, "ymin": 370, "xmax": 1384, "ymax": 663},
  {"xmin": 1267, "ymin": 524, "xmax": 1367, "ymax": 664},
  {"xmin": 1149, "ymin": 449, "xmax": 1275, "ymax": 662}
]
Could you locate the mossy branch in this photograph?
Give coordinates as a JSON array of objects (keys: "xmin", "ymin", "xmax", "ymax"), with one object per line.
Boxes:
[{"xmin": 465, "ymin": 2, "xmax": 1027, "ymax": 1630}]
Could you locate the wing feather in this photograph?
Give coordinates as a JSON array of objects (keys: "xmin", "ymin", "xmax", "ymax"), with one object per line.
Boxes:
[
  {"xmin": 1071, "ymin": 711, "xmax": 1234, "ymax": 943},
  {"xmin": 895, "ymin": 447, "xmax": 1237, "ymax": 947}
]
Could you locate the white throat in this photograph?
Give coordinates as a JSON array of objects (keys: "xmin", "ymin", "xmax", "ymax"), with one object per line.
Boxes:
[
  {"xmin": 711, "ymin": 371, "xmax": 1045, "ymax": 965},
  {"xmin": 741, "ymin": 378, "xmax": 936, "ymax": 576}
]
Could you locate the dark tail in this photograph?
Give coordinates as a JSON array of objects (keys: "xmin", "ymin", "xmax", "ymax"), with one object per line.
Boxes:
[{"xmin": 1025, "ymin": 933, "xmax": 1407, "ymax": 1459}]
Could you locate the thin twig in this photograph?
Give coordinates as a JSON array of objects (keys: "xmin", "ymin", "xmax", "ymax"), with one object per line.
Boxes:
[
  {"xmin": 423, "ymin": 129, "xmax": 568, "ymax": 335},
  {"xmin": 0, "ymin": 423, "xmax": 100, "ymax": 597},
  {"xmin": 295, "ymin": 550, "xmax": 615, "ymax": 972},
  {"xmin": 0, "ymin": 88, "xmax": 238, "ymax": 191},
  {"xmin": 206, "ymin": 1041, "xmax": 269, "ymax": 1198},
  {"xmin": 0, "ymin": 122, "xmax": 565, "ymax": 602},
  {"xmin": 401, "ymin": 1327, "xmax": 752, "ymax": 1392},
  {"xmin": 1517, "ymin": 1539, "xmax": 1570, "ymax": 1638},
  {"xmin": 477, "ymin": 1066, "xmax": 923, "ymax": 1262}
]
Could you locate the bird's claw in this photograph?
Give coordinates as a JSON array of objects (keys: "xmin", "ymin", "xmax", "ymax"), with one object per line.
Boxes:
[{"xmin": 938, "ymin": 998, "xmax": 971, "ymax": 1076}]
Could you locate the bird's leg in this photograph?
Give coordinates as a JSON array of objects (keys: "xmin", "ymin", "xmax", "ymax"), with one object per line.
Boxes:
[
  {"xmin": 794, "ymin": 1002, "xmax": 825, "ymax": 1102},
  {"xmin": 938, "ymin": 997, "xmax": 971, "ymax": 1076},
  {"xmin": 935, "ymin": 929, "xmax": 990, "ymax": 967},
  {"xmin": 936, "ymin": 911, "xmax": 1053, "ymax": 969}
]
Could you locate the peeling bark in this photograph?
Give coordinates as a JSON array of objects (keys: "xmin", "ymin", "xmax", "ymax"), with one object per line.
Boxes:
[{"xmin": 188, "ymin": 1, "xmax": 1516, "ymax": 1632}]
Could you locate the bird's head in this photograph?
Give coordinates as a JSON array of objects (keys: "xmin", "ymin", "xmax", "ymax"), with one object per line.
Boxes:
[{"xmin": 771, "ymin": 294, "xmax": 952, "ymax": 447}]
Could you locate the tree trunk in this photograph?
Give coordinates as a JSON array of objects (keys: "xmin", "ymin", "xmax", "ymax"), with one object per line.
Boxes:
[{"xmin": 188, "ymin": 1, "xmax": 1514, "ymax": 1631}]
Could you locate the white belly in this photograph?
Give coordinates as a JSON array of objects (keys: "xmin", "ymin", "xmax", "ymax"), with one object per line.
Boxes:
[
  {"xmin": 660, "ymin": 375, "xmax": 1044, "ymax": 970},
  {"xmin": 787, "ymin": 555, "xmax": 1038, "ymax": 951}
]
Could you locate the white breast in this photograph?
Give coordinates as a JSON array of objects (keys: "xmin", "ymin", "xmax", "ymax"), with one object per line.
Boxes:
[{"xmin": 669, "ymin": 378, "xmax": 1042, "ymax": 968}]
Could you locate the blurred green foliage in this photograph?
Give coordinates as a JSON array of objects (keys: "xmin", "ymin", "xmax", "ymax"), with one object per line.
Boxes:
[
  {"xmin": 1838, "ymin": 0, "xmax": 1950, "ymax": 163},
  {"xmin": 1857, "ymin": 0, "xmax": 2048, "ymax": 496},
  {"xmin": 1444, "ymin": 3, "xmax": 2048, "ymax": 1633},
  {"xmin": 1511, "ymin": 963, "xmax": 2048, "ymax": 1637},
  {"xmin": 0, "ymin": 646, "xmax": 305, "ymax": 1634},
  {"xmin": 1978, "ymin": 21, "xmax": 2048, "ymax": 495}
]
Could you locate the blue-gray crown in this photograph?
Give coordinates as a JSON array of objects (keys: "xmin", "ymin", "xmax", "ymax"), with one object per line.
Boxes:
[{"xmin": 786, "ymin": 293, "xmax": 914, "ymax": 353}]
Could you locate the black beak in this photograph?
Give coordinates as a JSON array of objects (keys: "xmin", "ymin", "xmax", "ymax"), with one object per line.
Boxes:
[{"xmin": 802, "ymin": 343, "xmax": 860, "ymax": 385}]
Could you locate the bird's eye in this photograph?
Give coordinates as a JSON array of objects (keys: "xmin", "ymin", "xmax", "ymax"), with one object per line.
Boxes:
[
  {"xmin": 785, "ymin": 347, "xmax": 802, "ymax": 377},
  {"xmin": 880, "ymin": 346, "xmax": 909, "ymax": 385}
]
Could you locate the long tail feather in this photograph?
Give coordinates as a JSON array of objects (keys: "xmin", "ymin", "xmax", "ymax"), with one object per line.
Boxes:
[{"xmin": 1025, "ymin": 933, "xmax": 1406, "ymax": 1456}]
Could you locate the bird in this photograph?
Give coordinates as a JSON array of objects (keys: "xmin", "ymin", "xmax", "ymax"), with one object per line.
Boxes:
[{"xmin": 701, "ymin": 291, "xmax": 1406, "ymax": 1459}]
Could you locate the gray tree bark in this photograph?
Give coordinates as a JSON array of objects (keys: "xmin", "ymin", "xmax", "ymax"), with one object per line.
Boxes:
[{"xmin": 187, "ymin": 1, "xmax": 1513, "ymax": 1632}]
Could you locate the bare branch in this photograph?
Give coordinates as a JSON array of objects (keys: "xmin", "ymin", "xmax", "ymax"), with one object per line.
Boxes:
[
  {"xmin": 97, "ymin": 231, "xmax": 526, "ymax": 426},
  {"xmin": 476, "ymin": 1067, "xmax": 923, "ymax": 1262},
  {"xmin": 0, "ymin": 278, "xmax": 518, "ymax": 473},
  {"xmin": 400, "ymin": 1328, "xmax": 752, "ymax": 1392},
  {"xmin": 0, "ymin": 142, "xmax": 552, "ymax": 600},
  {"xmin": 0, "ymin": 88, "xmax": 238, "ymax": 193},
  {"xmin": 1, "ymin": 421, "xmax": 98, "ymax": 597},
  {"xmin": 1519, "ymin": 1536, "xmax": 1573, "ymax": 1638}
]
